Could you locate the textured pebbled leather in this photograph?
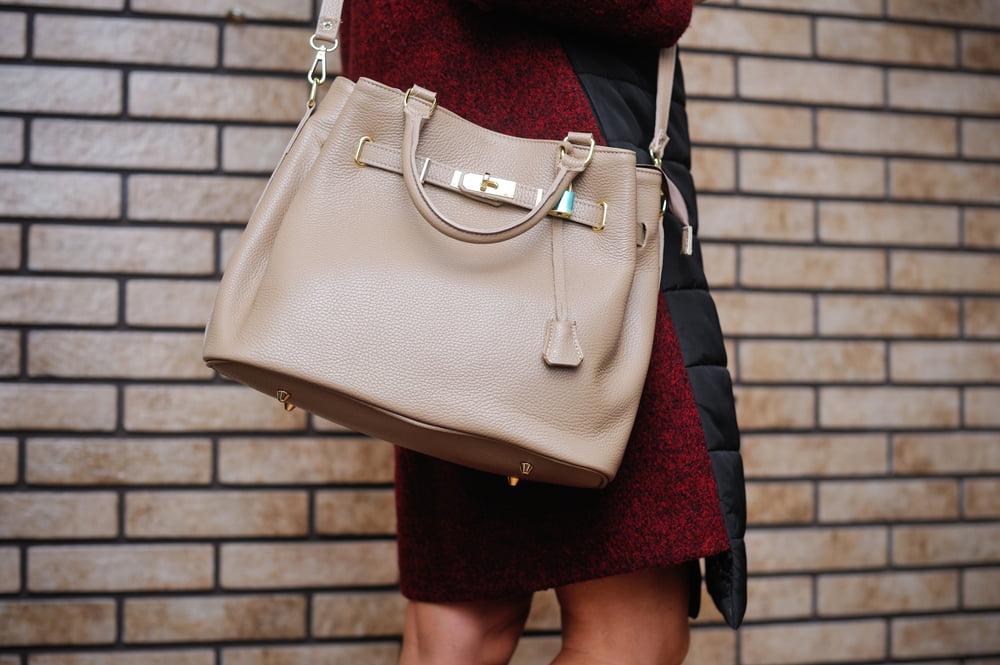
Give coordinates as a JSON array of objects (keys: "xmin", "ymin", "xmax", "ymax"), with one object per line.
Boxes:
[{"xmin": 202, "ymin": 3, "xmax": 668, "ymax": 488}]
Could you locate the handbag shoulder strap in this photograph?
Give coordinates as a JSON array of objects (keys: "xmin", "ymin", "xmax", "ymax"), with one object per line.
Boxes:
[{"xmin": 313, "ymin": 0, "xmax": 676, "ymax": 164}]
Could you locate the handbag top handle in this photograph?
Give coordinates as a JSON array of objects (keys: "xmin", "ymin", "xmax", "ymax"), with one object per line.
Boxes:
[{"xmin": 312, "ymin": 0, "xmax": 678, "ymax": 166}]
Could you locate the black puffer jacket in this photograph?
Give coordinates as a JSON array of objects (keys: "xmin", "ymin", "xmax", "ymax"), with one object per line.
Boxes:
[{"xmin": 565, "ymin": 40, "xmax": 748, "ymax": 629}]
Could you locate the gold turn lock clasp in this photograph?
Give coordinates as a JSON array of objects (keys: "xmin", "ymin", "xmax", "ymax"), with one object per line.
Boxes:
[
  {"xmin": 507, "ymin": 462, "xmax": 534, "ymax": 487},
  {"xmin": 276, "ymin": 389, "xmax": 296, "ymax": 412}
]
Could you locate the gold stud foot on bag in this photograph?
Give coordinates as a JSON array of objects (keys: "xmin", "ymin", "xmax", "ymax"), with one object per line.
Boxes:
[
  {"xmin": 276, "ymin": 389, "xmax": 296, "ymax": 412},
  {"xmin": 507, "ymin": 462, "xmax": 534, "ymax": 487}
]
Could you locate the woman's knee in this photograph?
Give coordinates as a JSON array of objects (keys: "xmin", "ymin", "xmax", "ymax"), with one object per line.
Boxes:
[
  {"xmin": 401, "ymin": 596, "xmax": 532, "ymax": 665},
  {"xmin": 555, "ymin": 566, "xmax": 692, "ymax": 665}
]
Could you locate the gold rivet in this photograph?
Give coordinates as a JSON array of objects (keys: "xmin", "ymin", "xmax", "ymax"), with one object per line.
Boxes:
[
  {"xmin": 520, "ymin": 462, "xmax": 533, "ymax": 476},
  {"xmin": 507, "ymin": 476, "xmax": 520, "ymax": 487},
  {"xmin": 226, "ymin": 8, "xmax": 246, "ymax": 23}
]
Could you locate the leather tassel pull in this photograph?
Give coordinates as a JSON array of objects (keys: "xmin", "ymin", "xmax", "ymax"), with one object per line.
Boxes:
[{"xmin": 542, "ymin": 319, "xmax": 583, "ymax": 367}]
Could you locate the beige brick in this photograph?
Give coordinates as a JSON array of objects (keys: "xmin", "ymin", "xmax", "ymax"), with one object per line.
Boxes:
[
  {"xmin": 966, "ymin": 298, "xmax": 1000, "ymax": 337},
  {"xmin": 892, "ymin": 159, "xmax": 1000, "ymax": 204},
  {"xmin": 965, "ymin": 478, "xmax": 1000, "ymax": 518},
  {"xmin": 820, "ymin": 294, "xmax": 960, "ymax": 338},
  {"xmin": 698, "ymin": 196, "xmax": 814, "ymax": 242},
  {"xmin": 738, "ymin": 0, "xmax": 881, "ymax": 14},
  {"xmin": 892, "ymin": 613, "xmax": 1000, "ymax": 659},
  {"xmin": 129, "ymin": 72, "xmax": 304, "ymax": 122},
  {"xmin": 312, "ymin": 592, "xmax": 406, "ymax": 637},
  {"xmin": 128, "ymin": 175, "xmax": 265, "ymax": 223},
  {"xmin": 0, "ymin": 600, "xmax": 115, "ymax": 646},
  {"xmin": 743, "ymin": 576, "xmax": 813, "ymax": 622},
  {"xmin": 0, "ymin": 331, "xmax": 18, "ymax": 377},
  {"xmin": 966, "ymin": 207, "xmax": 1000, "ymax": 248},
  {"xmin": 222, "ymin": 126, "xmax": 294, "ymax": 173},
  {"xmin": 684, "ymin": 7, "xmax": 811, "ymax": 54},
  {"xmin": 218, "ymin": 437, "xmax": 392, "ymax": 484},
  {"xmin": 890, "ymin": 70, "xmax": 1000, "ymax": 114},
  {"xmin": 818, "ymin": 571, "xmax": 958, "ymax": 616},
  {"xmin": 895, "ymin": 433, "xmax": 1000, "ymax": 474},
  {"xmin": 126, "ymin": 279, "xmax": 219, "ymax": 328},
  {"xmin": 690, "ymin": 147, "xmax": 735, "ymax": 191},
  {"xmin": 0, "ymin": 384, "xmax": 117, "ymax": 431},
  {"xmin": 0, "ymin": 170, "xmax": 119, "ymax": 218},
  {"xmin": 312, "ymin": 415, "xmax": 353, "ymax": 433},
  {"xmin": 688, "ymin": 102, "xmax": 811, "ymax": 148},
  {"xmin": 32, "ymin": 120, "xmax": 216, "ymax": 170},
  {"xmin": 220, "ymin": 228, "xmax": 243, "ymax": 269},
  {"xmin": 124, "ymin": 385, "xmax": 307, "ymax": 432},
  {"xmin": 0, "ymin": 65, "xmax": 120, "ymax": 115},
  {"xmin": 741, "ymin": 246, "xmax": 886, "ymax": 289},
  {"xmin": 34, "ymin": 16, "xmax": 216, "ymax": 66},
  {"xmin": 26, "ymin": 438, "xmax": 211, "ymax": 485},
  {"xmin": 0, "ymin": 277, "xmax": 118, "ymax": 325},
  {"xmin": 29, "ymin": 544, "xmax": 213, "ymax": 592},
  {"xmin": 893, "ymin": 250, "xmax": 1000, "ymax": 293},
  {"xmin": 714, "ymin": 292, "xmax": 814, "ymax": 335},
  {"xmin": 821, "ymin": 387, "xmax": 959, "ymax": 429},
  {"xmin": 735, "ymin": 386, "xmax": 815, "ymax": 430},
  {"xmin": 740, "ymin": 340, "xmax": 885, "ymax": 383},
  {"xmin": 742, "ymin": 619, "xmax": 886, "ymax": 665},
  {"xmin": 131, "ymin": 0, "xmax": 311, "ymax": 20},
  {"xmin": 741, "ymin": 434, "xmax": 889, "ymax": 478},
  {"xmin": 748, "ymin": 527, "xmax": 888, "ymax": 573},
  {"xmin": 315, "ymin": 489, "xmax": 396, "ymax": 534},
  {"xmin": 964, "ymin": 568, "xmax": 1000, "ymax": 608},
  {"xmin": 0, "ymin": 118, "xmax": 23, "ymax": 163},
  {"xmin": 4, "ymin": 0, "xmax": 122, "ymax": 7},
  {"xmin": 818, "ymin": 110, "xmax": 956, "ymax": 156},
  {"xmin": 746, "ymin": 481, "xmax": 813, "ymax": 524},
  {"xmin": 888, "ymin": 0, "xmax": 1000, "ymax": 27},
  {"xmin": 31, "ymin": 651, "xmax": 215, "ymax": 665},
  {"xmin": 967, "ymin": 388, "xmax": 1000, "ymax": 427},
  {"xmin": 221, "ymin": 542, "xmax": 397, "ymax": 588},
  {"xmin": 0, "ymin": 439, "xmax": 16, "ymax": 484},
  {"xmin": 525, "ymin": 588, "xmax": 560, "ymax": 630},
  {"xmin": 820, "ymin": 480, "xmax": 959, "ymax": 522},
  {"xmin": 28, "ymin": 331, "xmax": 211, "ymax": 380},
  {"xmin": 29, "ymin": 225, "xmax": 213, "ymax": 275},
  {"xmin": 0, "ymin": 12, "xmax": 26, "ymax": 57},
  {"xmin": 894, "ymin": 524, "xmax": 1000, "ymax": 565},
  {"xmin": 685, "ymin": 627, "xmax": 737, "ymax": 665},
  {"xmin": 820, "ymin": 202, "xmax": 960, "ymax": 246},
  {"xmin": 0, "ymin": 492, "xmax": 117, "ymax": 539},
  {"xmin": 740, "ymin": 58, "xmax": 883, "ymax": 106},
  {"xmin": 962, "ymin": 31, "xmax": 1000, "ymax": 70},
  {"xmin": 0, "ymin": 547, "xmax": 18, "ymax": 593},
  {"xmin": 0, "ymin": 223, "xmax": 20, "ymax": 268},
  {"xmin": 700, "ymin": 243, "xmax": 736, "ymax": 287},
  {"xmin": 892, "ymin": 341, "xmax": 1000, "ymax": 382},
  {"xmin": 817, "ymin": 18, "xmax": 955, "ymax": 65},
  {"xmin": 126, "ymin": 490, "xmax": 307, "ymax": 537},
  {"xmin": 222, "ymin": 645, "xmax": 398, "ymax": 665},
  {"xmin": 741, "ymin": 151, "xmax": 885, "ymax": 197},
  {"xmin": 224, "ymin": 24, "xmax": 316, "ymax": 71},
  {"xmin": 124, "ymin": 595, "xmax": 305, "ymax": 643},
  {"xmin": 681, "ymin": 53, "xmax": 735, "ymax": 97},
  {"xmin": 963, "ymin": 119, "xmax": 1000, "ymax": 159}
]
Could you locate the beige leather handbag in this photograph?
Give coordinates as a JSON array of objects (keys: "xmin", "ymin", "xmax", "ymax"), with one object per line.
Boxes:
[{"xmin": 203, "ymin": 0, "xmax": 688, "ymax": 488}]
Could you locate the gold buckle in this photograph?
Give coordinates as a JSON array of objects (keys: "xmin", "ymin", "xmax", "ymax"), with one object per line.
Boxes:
[
  {"xmin": 354, "ymin": 136, "xmax": 373, "ymax": 167},
  {"xmin": 403, "ymin": 87, "xmax": 438, "ymax": 116},
  {"xmin": 593, "ymin": 201, "xmax": 607, "ymax": 232},
  {"xmin": 560, "ymin": 136, "xmax": 596, "ymax": 166}
]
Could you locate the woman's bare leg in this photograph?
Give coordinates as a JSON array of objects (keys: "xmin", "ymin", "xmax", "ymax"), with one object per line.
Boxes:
[
  {"xmin": 399, "ymin": 595, "xmax": 533, "ymax": 665},
  {"xmin": 551, "ymin": 565, "xmax": 692, "ymax": 665}
]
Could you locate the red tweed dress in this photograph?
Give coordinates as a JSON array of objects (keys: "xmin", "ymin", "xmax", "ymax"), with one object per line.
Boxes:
[{"xmin": 341, "ymin": 0, "xmax": 730, "ymax": 602}]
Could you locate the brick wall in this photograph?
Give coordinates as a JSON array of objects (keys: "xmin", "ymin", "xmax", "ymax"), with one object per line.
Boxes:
[{"xmin": 0, "ymin": 1, "xmax": 997, "ymax": 664}]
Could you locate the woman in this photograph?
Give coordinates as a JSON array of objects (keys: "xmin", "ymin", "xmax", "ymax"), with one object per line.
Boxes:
[{"xmin": 340, "ymin": 2, "xmax": 747, "ymax": 663}]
